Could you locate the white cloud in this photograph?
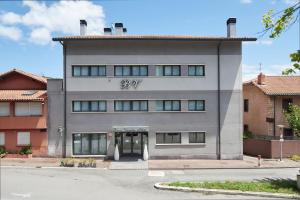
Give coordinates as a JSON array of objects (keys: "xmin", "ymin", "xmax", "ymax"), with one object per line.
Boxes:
[
  {"xmin": 284, "ymin": 0, "xmax": 299, "ymax": 5},
  {"xmin": 0, "ymin": 0, "xmax": 105, "ymax": 45},
  {"xmin": 241, "ymin": 0, "xmax": 252, "ymax": 4},
  {"xmin": 0, "ymin": 25, "xmax": 22, "ymax": 41},
  {"xmin": 244, "ymin": 39, "xmax": 273, "ymax": 45},
  {"xmin": 243, "ymin": 64, "xmax": 291, "ymax": 81}
]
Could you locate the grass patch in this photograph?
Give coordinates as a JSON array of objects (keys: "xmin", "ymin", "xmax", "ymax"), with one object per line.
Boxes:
[
  {"xmin": 290, "ymin": 155, "xmax": 300, "ymax": 162},
  {"xmin": 168, "ymin": 179, "xmax": 299, "ymax": 195}
]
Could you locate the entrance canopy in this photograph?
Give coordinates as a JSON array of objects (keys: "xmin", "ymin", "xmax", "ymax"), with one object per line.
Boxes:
[{"xmin": 112, "ymin": 126, "xmax": 149, "ymax": 132}]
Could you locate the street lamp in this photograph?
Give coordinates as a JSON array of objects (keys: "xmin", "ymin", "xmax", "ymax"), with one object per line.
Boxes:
[{"xmin": 277, "ymin": 125, "xmax": 284, "ymax": 162}]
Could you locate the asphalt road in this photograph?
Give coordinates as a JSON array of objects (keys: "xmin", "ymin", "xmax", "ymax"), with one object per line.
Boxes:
[{"xmin": 0, "ymin": 167, "xmax": 298, "ymax": 200}]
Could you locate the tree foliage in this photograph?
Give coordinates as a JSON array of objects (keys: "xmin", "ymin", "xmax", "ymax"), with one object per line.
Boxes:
[
  {"xmin": 262, "ymin": 2, "xmax": 300, "ymax": 75},
  {"xmin": 284, "ymin": 104, "xmax": 300, "ymax": 137}
]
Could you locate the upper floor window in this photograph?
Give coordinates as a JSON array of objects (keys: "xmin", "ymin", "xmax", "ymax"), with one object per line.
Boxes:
[
  {"xmin": 0, "ymin": 102, "xmax": 10, "ymax": 116},
  {"xmin": 188, "ymin": 100, "xmax": 205, "ymax": 111},
  {"xmin": 156, "ymin": 132, "xmax": 181, "ymax": 144},
  {"xmin": 73, "ymin": 101, "xmax": 107, "ymax": 112},
  {"xmin": 188, "ymin": 65, "xmax": 205, "ymax": 76},
  {"xmin": 114, "ymin": 65, "xmax": 148, "ymax": 76},
  {"xmin": 0, "ymin": 132, "xmax": 5, "ymax": 146},
  {"xmin": 72, "ymin": 65, "xmax": 106, "ymax": 77},
  {"xmin": 156, "ymin": 65, "xmax": 180, "ymax": 76},
  {"xmin": 244, "ymin": 99, "xmax": 249, "ymax": 112},
  {"xmin": 156, "ymin": 100, "xmax": 181, "ymax": 111},
  {"xmin": 114, "ymin": 100, "xmax": 148, "ymax": 112},
  {"xmin": 189, "ymin": 132, "xmax": 205, "ymax": 143},
  {"xmin": 15, "ymin": 102, "xmax": 42, "ymax": 116},
  {"xmin": 282, "ymin": 98, "xmax": 293, "ymax": 112}
]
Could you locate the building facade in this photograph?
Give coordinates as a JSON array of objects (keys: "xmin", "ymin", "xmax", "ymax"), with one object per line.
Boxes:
[
  {"xmin": 0, "ymin": 69, "xmax": 48, "ymax": 156},
  {"xmin": 48, "ymin": 19, "xmax": 256, "ymax": 159}
]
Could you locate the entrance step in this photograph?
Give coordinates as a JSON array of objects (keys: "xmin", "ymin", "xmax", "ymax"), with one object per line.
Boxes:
[{"xmin": 109, "ymin": 158, "xmax": 148, "ymax": 170}]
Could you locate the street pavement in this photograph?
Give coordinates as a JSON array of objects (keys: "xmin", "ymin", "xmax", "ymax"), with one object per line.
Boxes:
[{"xmin": 1, "ymin": 167, "xmax": 298, "ymax": 200}]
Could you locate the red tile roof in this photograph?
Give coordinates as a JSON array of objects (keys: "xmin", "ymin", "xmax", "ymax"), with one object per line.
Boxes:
[
  {"xmin": 0, "ymin": 90, "xmax": 46, "ymax": 101},
  {"xmin": 244, "ymin": 75, "xmax": 300, "ymax": 95},
  {"xmin": 0, "ymin": 69, "xmax": 47, "ymax": 84},
  {"xmin": 53, "ymin": 35, "xmax": 257, "ymax": 41}
]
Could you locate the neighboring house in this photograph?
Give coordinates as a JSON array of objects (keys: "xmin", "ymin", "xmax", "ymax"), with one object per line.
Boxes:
[
  {"xmin": 0, "ymin": 69, "xmax": 48, "ymax": 156},
  {"xmin": 48, "ymin": 18, "xmax": 256, "ymax": 159},
  {"xmin": 243, "ymin": 73, "xmax": 300, "ymax": 158}
]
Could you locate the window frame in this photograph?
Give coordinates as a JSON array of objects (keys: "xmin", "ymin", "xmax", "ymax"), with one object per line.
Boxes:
[
  {"xmin": 156, "ymin": 132, "xmax": 181, "ymax": 144},
  {"xmin": 114, "ymin": 100, "xmax": 148, "ymax": 112},
  {"xmin": 15, "ymin": 102, "xmax": 42, "ymax": 116},
  {"xmin": 72, "ymin": 65, "xmax": 106, "ymax": 77},
  {"xmin": 282, "ymin": 98, "xmax": 293, "ymax": 112},
  {"xmin": 0, "ymin": 132, "xmax": 5, "ymax": 146},
  {"xmin": 0, "ymin": 102, "xmax": 10, "ymax": 116},
  {"xmin": 188, "ymin": 132, "xmax": 206, "ymax": 144},
  {"xmin": 156, "ymin": 100, "xmax": 181, "ymax": 111},
  {"xmin": 72, "ymin": 133, "xmax": 107, "ymax": 155},
  {"xmin": 114, "ymin": 65, "xmax": 148, "ymax": 76},
  {"xmin": 188, "ymin": 65, "xmax": 205, "ymax": 76},
  {"xmin": 188, "ymin": 100, "xmax": 205, "ymax": 111},
  {"xmin": 72, "ymin": 101, "xmax": 107, "ymax": 112},
  {"xmin": 158, "ymin": 65, "xmax": 181, "ymax": 76},
  {"xmin": 244, "ymin": 99, "xmax": 249, "ymax": 112},
  {"xmin": 17, "ymin": 132, "xmax": 30, "ymax": 146}
]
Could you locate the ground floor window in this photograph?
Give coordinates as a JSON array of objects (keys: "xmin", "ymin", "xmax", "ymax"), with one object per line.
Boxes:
[
  {"xmin": 156, "ymin": 132, "xmax": 181, "ymax": 144},
  {"xmin": 73, "ymin": 133, "xmax": 107, "ymax": 155},
  {"xmin": 17, "ymin": 132, "xmax": 30, "ymax": 145},
  {"xmin": 189, "ymin": 132, "xmax": 205, "ymax": 143},
  {"xmin": 0, "ymin": 132, "xmax": 5, "ymax": 145}
]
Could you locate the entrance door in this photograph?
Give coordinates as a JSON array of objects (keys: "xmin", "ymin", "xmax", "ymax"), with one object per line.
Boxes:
[{"xmin": 115, "ymin": 132, "xmax": 148, "ymax": 157}]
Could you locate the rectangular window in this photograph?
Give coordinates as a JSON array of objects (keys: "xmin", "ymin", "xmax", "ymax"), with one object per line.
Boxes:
[
  {"xmin": 156, "ymin": 65, "xmax": 181, "ymax": 76},
  {"xmin": 282, "ymin": 98, "xmax": 293, "ymax": 112},
  {"xmin": 17, "ymin": 132, "xmax": 30, "ymax": 145},
  {"xmin": 114, "ymin": 65, "xmax": 148, "ymax": 76},
  {"xmin": 15, "ymin": 102, "xmax": 42, "ymax": 116},
  {"xmin": 72, "ymin": 65, "xmax": 106, "ymax": 77},
  {"xmin": 283, "ymin": 128, "xmax": 293, "ymax": 138},
  {"xmin": 188, "ymin": 100, "xmax": 205, "ymax": 111},
  {"xmin": 0, "ymin": 102, "xmax": 10, "ymax": 116},
  {"xmin": 189, "ymin": 132, "xmax": 205, "ymax": 143},
  {"xmin": 114, "ymin": 100, "xmax": 148, "ymax": 112},
  {"xmin": 0, "ymin": 132, "xmax": 5, "ymax": 145},
  {"xmin": 188, "ymin": 65, "xmax": 205, "ymax": 76},
  {"xmin": 72, "ymin": 101, "xmax": 107, "ymax": 112},
  {"xmin": 73, "ymin": 133, "xmax": 107, "ymax": 155},
  {"xmin": 243, "ymin": 124, "xmax": 249, "ymax": 132},
  {"xmin": 156, "ymin": 100, "xmax": 181, "ymax": 111},
  {"xmin": 244, "ymin": 99, "xmax": 249, "ymax": 112},
  {"xmin": 156, "ymin": 133, "xmax": 181, "ymax": 144}
]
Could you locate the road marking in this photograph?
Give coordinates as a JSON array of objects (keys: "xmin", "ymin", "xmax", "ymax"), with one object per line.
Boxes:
[
  {"xmin": 148, "ymin": 171, "xmax": 165, "ymax": 177},
  {"xmin": 11, "ymin": 193, "xmax": 31, "ymax": 198}
]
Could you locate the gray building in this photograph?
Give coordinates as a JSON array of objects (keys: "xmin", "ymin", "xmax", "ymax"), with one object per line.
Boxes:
[{"xmin": 48, "ymin": 19, "xmax": 256, "ymax": 160}]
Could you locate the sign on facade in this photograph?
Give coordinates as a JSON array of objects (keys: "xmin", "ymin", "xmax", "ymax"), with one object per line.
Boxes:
[{"xmin": 120, "ymin": 79, "xmax": 142, "ymax": 89}]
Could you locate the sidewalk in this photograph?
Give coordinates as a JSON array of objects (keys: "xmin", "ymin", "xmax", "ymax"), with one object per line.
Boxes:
[{"xmin": 1, "ymin": 156, "xmax": 299, "ymax": 169}]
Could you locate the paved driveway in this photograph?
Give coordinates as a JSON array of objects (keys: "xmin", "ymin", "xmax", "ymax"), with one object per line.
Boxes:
[{"xmin": 1, "ymin": 167, "xmax": 298, "ymax": 200}]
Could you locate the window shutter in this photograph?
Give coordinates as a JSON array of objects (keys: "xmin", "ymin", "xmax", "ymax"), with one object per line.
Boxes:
[
  {"xmin": 15, "ymin": 102, "xmax": 30, "ymax": 116},
  {"xmin": 0, "ymin": 132, "xmax": 5, "ymax": 145},
  {"xmin": 30, "ymin": 102, "xmax": 42, "ymax": 115},
  {"xmin": 17, "ymin": 132, "xmax": 30, "ymax": 145},
  {"xmin": 0, "ymin": 102, "xmax": 10, "ymax": 116}
]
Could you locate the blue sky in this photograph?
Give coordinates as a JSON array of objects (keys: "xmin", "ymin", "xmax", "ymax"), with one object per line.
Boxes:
[{"xmin": 0, "ymin": 0, "xmax": 299, "ymax": 80}]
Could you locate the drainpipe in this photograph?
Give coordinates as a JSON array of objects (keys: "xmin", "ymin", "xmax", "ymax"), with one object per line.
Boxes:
[{"xmin": 217, "ymin": 41, "xmax": 222, "ymax": 160}]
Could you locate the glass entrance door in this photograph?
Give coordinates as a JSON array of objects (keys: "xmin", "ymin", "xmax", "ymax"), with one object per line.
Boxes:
[{"xmin": 115, "ymin": 132, "xmax": 148, "ymax": 157}]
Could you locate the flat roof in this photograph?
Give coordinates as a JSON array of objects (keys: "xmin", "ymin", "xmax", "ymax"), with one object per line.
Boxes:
[{"xmin": 52, "ymin": 35, "xmax": 257, "ymax": 42}]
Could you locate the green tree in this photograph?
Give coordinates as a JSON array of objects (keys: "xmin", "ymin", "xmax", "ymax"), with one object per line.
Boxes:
[
  {"xmin": 284, "ymin": 104, "xmax": 300, "ymax": 137},
  {"xmin": 262, "ymin": 1, "xmax": 300, "ymax": 75}
]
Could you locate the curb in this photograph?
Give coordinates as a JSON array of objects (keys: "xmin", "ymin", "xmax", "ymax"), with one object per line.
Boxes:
[
  {"xmin": 0, "ymin": 165, "xmax": 108, "ymax": 170},
  {"xmin": 149, "ymin": 166, "xmax": 300, "ymax": 170},
  {"xmin": 154, "ymin": 182, "xmax": 300, "ymax": 199}
]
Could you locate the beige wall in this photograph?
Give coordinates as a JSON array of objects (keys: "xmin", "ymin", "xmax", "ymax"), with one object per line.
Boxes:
[{"xmin": 243, "ymin": 83, "xmax": 300, "ymax": 136}]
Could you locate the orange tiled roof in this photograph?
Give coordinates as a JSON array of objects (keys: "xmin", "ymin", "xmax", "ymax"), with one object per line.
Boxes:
[
  {"xmin": 0, "ymin": 90, "xmax": 46, "ymax": 101},
  {"xmin": 244, "ymin": 75, "xmax": 300, "ymax": 96},
  {"xmin": 53, "ymin": 35, "xmax": 257, "ymax": 41},
  {"xmin": 0, "ymin": 69, "xmax": 47, "ymax": 84}
]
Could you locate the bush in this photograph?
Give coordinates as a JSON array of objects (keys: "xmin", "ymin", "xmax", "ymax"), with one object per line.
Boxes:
[
  {"xmin": 19, "ymin": 146, "xmax": 32, "ymax": 155},
  {"xmin": 78, "ymin": 158, "xmax": 96, "ymax": 168},
  {"xmin": 243, "ymin": 130, "xmax": 254, "ymax": 139},
  {"xmin": 0, "ymin": 147, "xmax": 7, "ymax": 155},
  {"xmin": 289, "ymin": 155, "xmax": 300, "ymax": 162},
  {"xmin": 60, "ymin": 158, "xmax": 75, "ymax": 167}
]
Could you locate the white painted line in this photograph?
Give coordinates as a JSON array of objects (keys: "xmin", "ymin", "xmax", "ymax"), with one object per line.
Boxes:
[
  {"xmin": 148, "ymin": 170, "xmax": 165, "ymax": 177},
  {"xmin": 11, "ymin": 193, "xmax": 31, "ymax": 198},
  {"xmin": 170, "ymin": 170, "xmax": 184, "ymax": 175}
]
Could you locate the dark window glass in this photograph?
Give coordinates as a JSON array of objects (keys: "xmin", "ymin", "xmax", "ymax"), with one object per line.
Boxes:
[
  {"xmin": 114, "ymin": 66, "xmax": 148, "ymax": 76},
  {"xmin": 282, "ymin": 98, "xmax": 293, "ymax": 112},
  {"xmin": 244, "ymin": 99, "xmax": 249, "ymax": 112},
  {"xmin": 156, "ymin": 100, "xmax": 181, "ymax": 111},
  {"xmin": 283, "ymin": 128, "xmax": 293, "ymax": 138},
  {"xmin": 72, "ymin": 65, "xmax": 106, "ymax": 77},
  {"xmin": 188, "ymin": 65, "xmax": 205, "ymax": 76},
  {"xmin": 72, "ymin": 133, "xmax": 107, "ymax": 155},
  {"xmin": 244, "ymin": 124, "xmax": 249, "ymax": 132},
  {"xmin": 114, "ymin": 100, "xmax": 148, "ymax": 111},
  {"xmin": 156, "ymin": 133, "xmax": 181, "ymax": 144},
  {"xmin": 188, "ymin": 100, "xmax": 205, "ymax": 111},
  {"xmin": 189, "ymin": 132, "xmax": 205, "ymax": 143},
  {"xmin": 72, "ymin": 101, "xmax": 107, "ymax": 112},
  {"xmin": 156, "ymin": 65, "xmax": 181, "ymax": 76}
]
